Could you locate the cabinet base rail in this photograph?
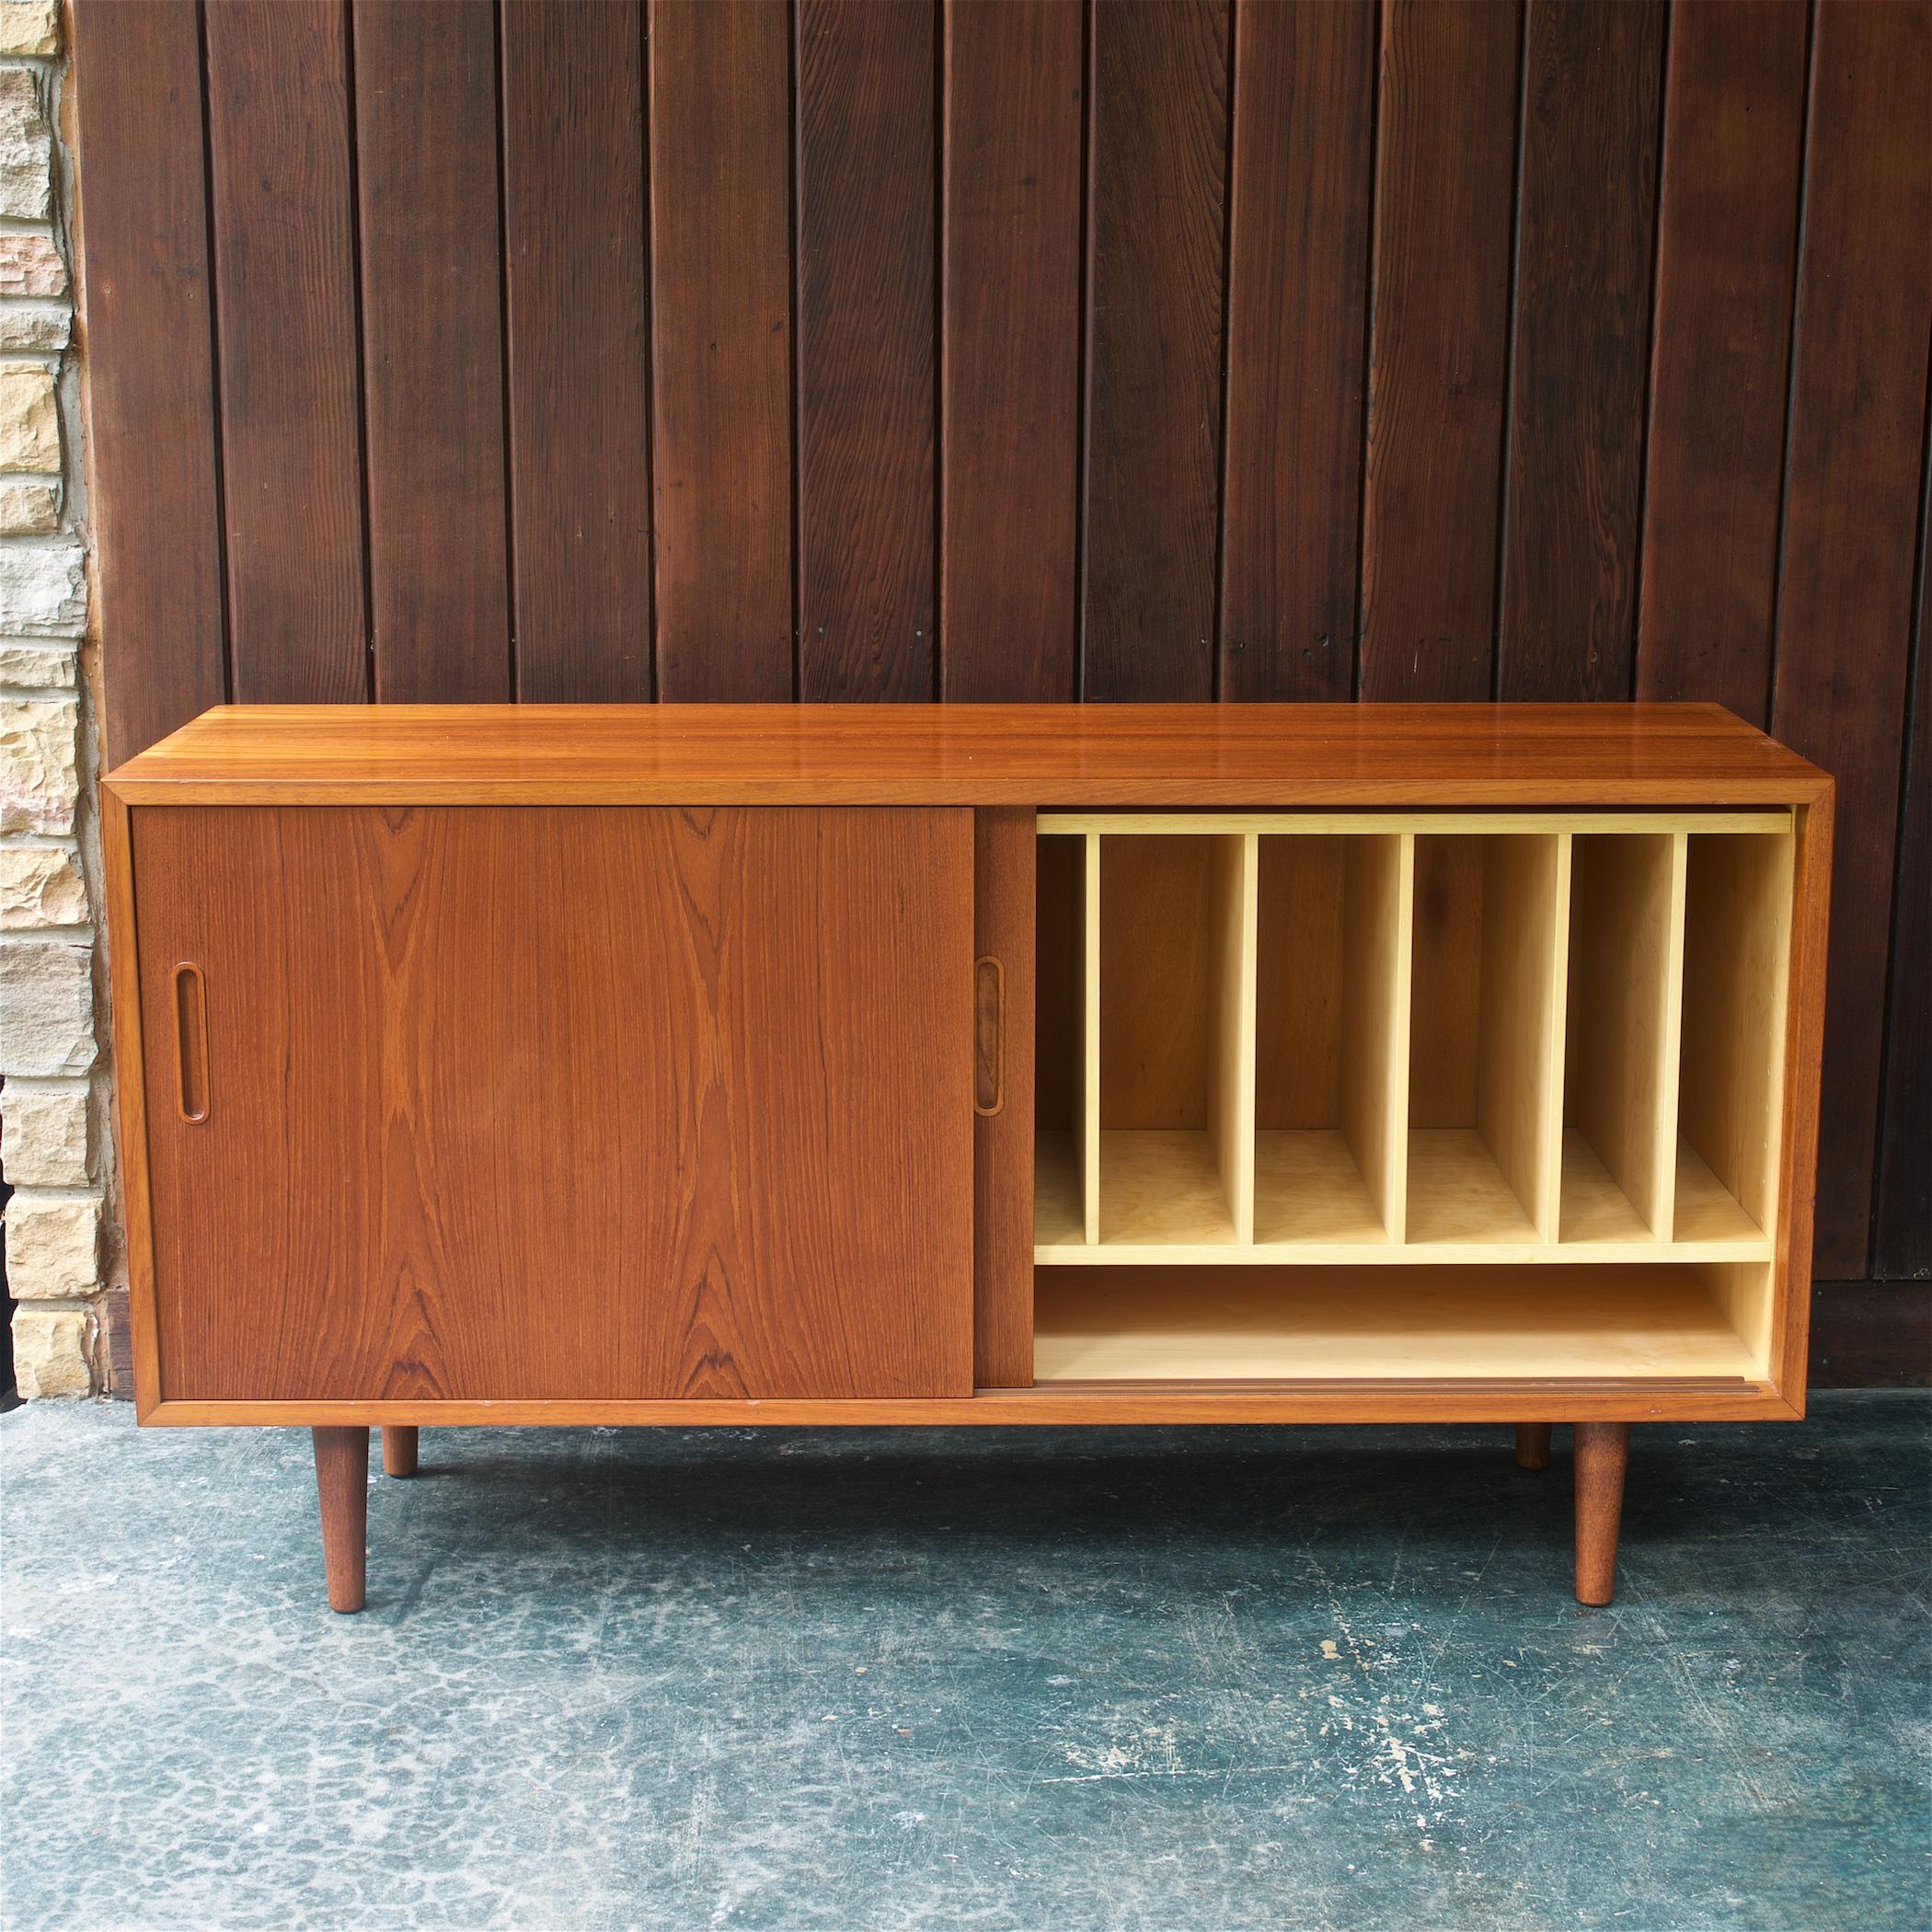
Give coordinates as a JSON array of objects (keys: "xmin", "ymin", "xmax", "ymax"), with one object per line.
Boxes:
[{"xmin": 310, "ymin": 1420, "xmax": 1633, "ymax": 1614}]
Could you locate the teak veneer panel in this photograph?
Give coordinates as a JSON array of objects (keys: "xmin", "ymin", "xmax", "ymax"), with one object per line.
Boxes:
[
  {"xmin": 129, "ymin": 805, "xmax": 973, "ymax": 1403},
  {"xmin": 146, "ymin": 1383, "xmax": 1795, "ymax": 1428},
  {"xmin": 107, "ymin": 704, "xmax": 1831, "ymax": 808},
  {"xmin": 972, "ymin": 807, "xmax": 1035, "ymax": 1386}
]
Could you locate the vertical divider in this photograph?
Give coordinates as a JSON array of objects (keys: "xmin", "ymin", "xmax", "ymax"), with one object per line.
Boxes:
[
  {"xmin": 1652, "ymin": 832, "xmax": 1689, "ymax": 1241},
  {"xmin": 1080, "ymin": 832, "xmax": 1102, "ymax": 1244},
  {"xmin": 1536, "ymin": 834, "xmax": 1574, "ymax": 1241},
  {"xmin": 1475, "ymin": 832, "xmax": 1570, "ymax": 1241},
  {"xmin": 1344, "ymin": 832, "xmax": 1414, "ymax": 1244},
  {"xmin": 1207, "ymin": 832, "xmax": 1259, "ymax": 1244}
]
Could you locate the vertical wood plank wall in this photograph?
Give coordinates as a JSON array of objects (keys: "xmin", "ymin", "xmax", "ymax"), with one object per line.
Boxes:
[{"xmin": 71, "ymin": 0, "xmax": 1932, "ymax": 1363}]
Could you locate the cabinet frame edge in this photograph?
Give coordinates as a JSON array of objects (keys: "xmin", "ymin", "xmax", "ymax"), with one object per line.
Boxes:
[{"xmin": 101, "ymin": 787, "xmax": 162, "ymax": 1419}]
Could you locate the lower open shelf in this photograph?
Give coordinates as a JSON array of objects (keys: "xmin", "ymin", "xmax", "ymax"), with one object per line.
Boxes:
[{"xmin": 1032, "ymin": 1263, "xmax": 1765, "ymax": 1384}]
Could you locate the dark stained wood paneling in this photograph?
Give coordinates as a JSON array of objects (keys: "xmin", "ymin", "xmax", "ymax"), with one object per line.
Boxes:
[
  {"xmin": 501, "ymin": 0, "xmax": 652, "ymax": 701},
  {"xmin": 940, "ymin": 0, "xmax": 1083, "ymax": 702},
  {"xmin": 352, "ymin": 0, "xmax": 510, "ymax": 703},
  {"xmin": 134, "ymin": 805, "xmax": 974, "ymax": 1401},
  {"xmin": 974, "ymin": 808, "xmax": 1035, "ymax": 1386},
  {"xmin": 650, "ymin": 0, "xmax": 794, "ymax": 701},
  {"xmin": 71, "ymin": 0, "xmax": 229, "ymax": 765},
  {"xmin": 1498, "ymin": 0, "xmax": 1664, "ymax": 700},
  {"xmin": 1081, "ymin": 0, "xmax": 1230, "ymax": 701},
  {"xmin": 1810, "ymin": 1282, "xmax": 1932, "ymax": 1386},
  {"xmin": 1220, "ymin": 0, "xmax": 1374, "ymax": 702},
  {"xmin": 75, "ymin": 1, "xmax": 1932, "ymax": 1362},
  {"xmin": 1635, "ymin": 0, "xmax": 1808, "ymax": 725},
  {"xmin": 1358, "ymin": 0, "xmax": 1522, "ymax": 701},
  {"xmin": 1874, "ymin": 429, "xmax": 1931, "ymax": 1281},
  {"xmin": 201, "ymin": 0, "xmax": 366, "ymax": 703},
  {"xmin": 1771, "ymin": 0, "xmax": 1932, "ymax": 1278},
  {"xmin": 796, "ymin": 0, "xmax": 937, "ymax": 700}
]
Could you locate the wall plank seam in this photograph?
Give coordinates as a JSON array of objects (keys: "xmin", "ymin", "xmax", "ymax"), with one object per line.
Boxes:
[
  {"xmin": 1761, "ymin": 0, "xmax": 1820, "ymax": 732},
  {"xmin": 193, "ymin": 0, "xmax": 235, "ymax": 709},
  {"xmin": 1625, "ymin": 0, "xmax": 1678, "ymax": 702},
  {"xmin": 340, "ymin": 0, "xmax": 376, "ymax": 705}
]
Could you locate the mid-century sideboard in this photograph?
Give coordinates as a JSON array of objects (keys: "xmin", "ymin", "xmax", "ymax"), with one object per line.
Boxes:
[{"xmin": 102, "ymin": 704, "xmax": 1832, "ymax": 1613}]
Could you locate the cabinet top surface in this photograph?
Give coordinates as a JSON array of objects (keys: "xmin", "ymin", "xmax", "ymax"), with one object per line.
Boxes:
[{"xmin": 107, "ymin": 703, "xmax": 1830, "ymax": 807}]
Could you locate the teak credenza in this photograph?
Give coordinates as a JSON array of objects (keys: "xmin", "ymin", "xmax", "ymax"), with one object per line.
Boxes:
[{"xmin": 102, "ymin": 704, "xmax": 1832, "ymax": 1613}]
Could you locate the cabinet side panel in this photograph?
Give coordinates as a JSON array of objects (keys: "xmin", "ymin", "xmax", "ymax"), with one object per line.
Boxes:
[
  {"xmin": 974, "ymin": 809, "xmax": 1035, "ymax": 1386},
  {"xmin": 133, "ymin": 806, "xmax": 973, "ymax": 1402},
  {"xmin": 1773, "ymin": 793, "xmax": 1833, "ymax": 1406},
  {"xmin": 104, "ymin": 793, "xmax": 161, "ymax": 1414}
]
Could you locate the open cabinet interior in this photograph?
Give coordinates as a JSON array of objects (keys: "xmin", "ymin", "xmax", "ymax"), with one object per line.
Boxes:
[
  {"xmin": 1253, "ymin": 835, "xmax": 1409, "ymax": 1245},
  {"xmin": 1029, "ymin": 810, "xmax": 1797, "ymax": 1389},
  {"xmin": 1034, "ymin": 1261, "xmax": 1777, "ymax": 1383},
  {"xmin": 1407, "ymin": 834, "xmax": 1566, "ymax": 1245},
  {"xmin": 1098, "ymin": 834, "xmax": 1252, "ymax": 1246},
  {"xmin": 1677, "ymin": 834, "xmax": 1794, "ymax": 1244},
  {"xmin": 1560, "ymin": 834, "xmax": 1684, "ymax": 1244}
]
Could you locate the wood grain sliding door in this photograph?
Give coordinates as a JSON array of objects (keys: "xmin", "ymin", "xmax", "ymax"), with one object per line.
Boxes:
[{"xmin": 131, "ymin": 806, "xmax": 974, "ymax": 1401}]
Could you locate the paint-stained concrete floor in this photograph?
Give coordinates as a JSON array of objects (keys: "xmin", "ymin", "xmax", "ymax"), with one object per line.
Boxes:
[{"xmin": 2, "ymin": 1396, "xmax": 1926, "ymax": 1931}]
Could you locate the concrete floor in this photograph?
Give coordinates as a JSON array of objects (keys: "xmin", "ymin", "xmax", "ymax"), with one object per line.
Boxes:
[{"xmin": 1, "ymin": 1397, "xmax": 1926, "ymax": 1932}]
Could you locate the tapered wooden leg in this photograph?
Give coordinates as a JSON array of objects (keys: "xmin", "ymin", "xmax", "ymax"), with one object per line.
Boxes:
[
  {"xmin": 382, "ymin": 1426, "xmax": 419, "ymax": 1478},
  {"xmin": 313, "ymin": 1426, "xmax": 369, "ymax": 1614},
  {"xmin": 1513, "ymin": 1423, "xmax": 1552, "ymax": 1470},
  {"xmin": 1573, "ymin": 1421, "xmax": 1630, "ymax": 1606}
]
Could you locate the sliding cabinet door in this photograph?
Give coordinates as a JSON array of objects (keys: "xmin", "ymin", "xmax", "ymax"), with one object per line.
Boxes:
[{"xmin": 132, "ymin": 805, "xmax": 974, "ymax": 1401}]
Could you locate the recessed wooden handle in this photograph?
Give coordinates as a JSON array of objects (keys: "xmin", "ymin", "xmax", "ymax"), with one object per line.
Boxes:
[
  {"xmin": 974, "ymin": 954, "xmax": 1004, "ymax": 1117},
  {"xmin": 172, "ymin": 962, "xmax": 210, "ymax": 1124}
]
